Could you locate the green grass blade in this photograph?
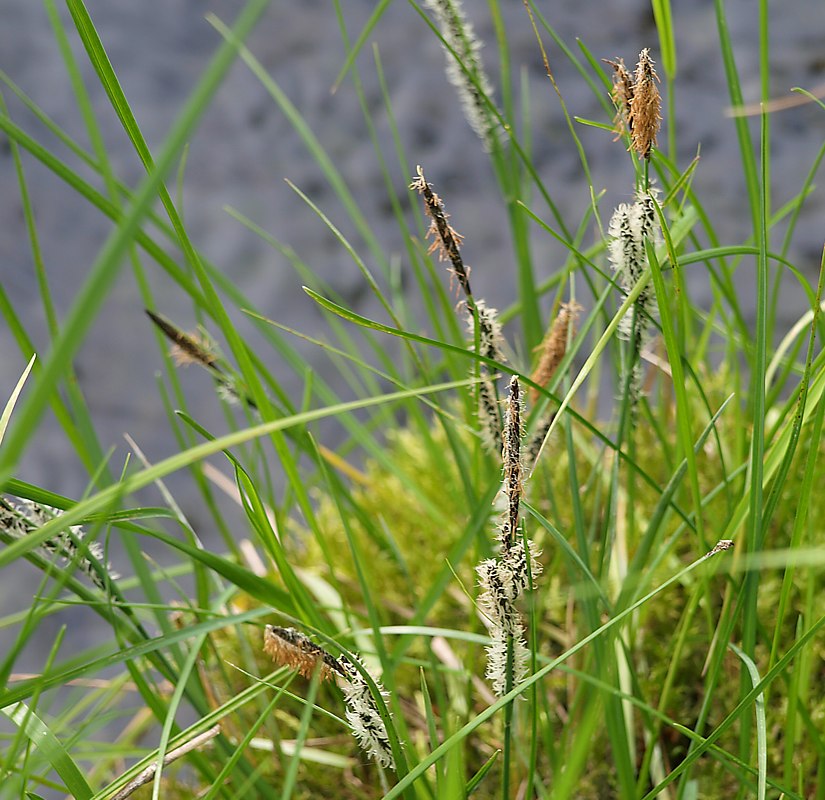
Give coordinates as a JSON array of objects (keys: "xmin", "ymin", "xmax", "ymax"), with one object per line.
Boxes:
[{"xmin": 3, "ymin": 702, "xmax": 94, "ymax": 799}]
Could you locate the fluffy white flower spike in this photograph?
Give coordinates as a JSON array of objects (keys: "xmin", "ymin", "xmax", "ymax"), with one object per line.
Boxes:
[
  {"xmin": 422, "ymin": 0, "xmax": 499, "ymax": 150},
  {"xmin": 1, "ymin": 497, "xmax": 118, "ymax": 591},
  {"xmin": 340, "ymin": 657, "xmax": 396, "ymax": 770},
  {"xmin": 608, "ymin": 188, "xmax": 662, "ymax": 405},
  {"xmin": 263, "ymin": 626, "xmax": 396, "ymax": 770}
]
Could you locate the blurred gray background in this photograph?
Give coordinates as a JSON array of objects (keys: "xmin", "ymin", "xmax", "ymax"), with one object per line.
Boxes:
[{"xmin": 1, "ymin": 1, "xmax": 823, "ymax": 658}]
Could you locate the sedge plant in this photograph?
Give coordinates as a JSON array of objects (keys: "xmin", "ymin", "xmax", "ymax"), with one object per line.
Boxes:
[{"xmin": 2, "ymin": 1, "xmax": 825, "ymax": 798}]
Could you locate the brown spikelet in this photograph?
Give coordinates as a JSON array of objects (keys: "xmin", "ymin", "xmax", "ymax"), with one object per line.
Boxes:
[
  {"xmin": 628, "ymin": 48, "xmax": 662, "ymax": 160},
  {"xmin": 530, "ymin": 301, "xmax": 581, "ymax": 402},
  {"xmin": 604, "ymin": 57, "xmax": 634, "ymax": 138},
  {"xmin": 263, "ymin": 625, "xmax": 344, "ymax": 681},
  {"xmin": 146, "ymin": 310, "xmax": 223, "ymax": 374},
  {"xmin": 409, "ymin": 166, "xmax": 472, "ymax": 300}
]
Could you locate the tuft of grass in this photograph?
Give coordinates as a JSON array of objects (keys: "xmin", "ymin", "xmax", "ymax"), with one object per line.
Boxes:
[{"xmin": 2, "ymin": 1, "xmax": 825, "ymax": 798}]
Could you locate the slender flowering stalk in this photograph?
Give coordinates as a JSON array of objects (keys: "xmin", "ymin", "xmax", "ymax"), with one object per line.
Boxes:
[
  {"xmin": 0, "ymin": 497, "xmax": 118, "ymax": 591},
  {"xmin": 421, "ymin": 0, "xmax": 498, "ymax": 150},
  {"xmin": 409, "ymin": 166, "xmax": 472, "ymax": 299},
  {"xmin": 410, "ymin": 168, "xmax": 508, "ymax": 453},
  {"xmin": 262, "ymin": 625, "xmax": 395, "ymax": 770},
  {"xmin": 475, "ymin": 377, "xmax": 542, "ymax": 697}
]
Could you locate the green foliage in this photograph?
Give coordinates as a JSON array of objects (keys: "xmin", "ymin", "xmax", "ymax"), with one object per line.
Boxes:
[{"xmin": 2, "ymin": 0, "xmax": 825, "ymax": 798}]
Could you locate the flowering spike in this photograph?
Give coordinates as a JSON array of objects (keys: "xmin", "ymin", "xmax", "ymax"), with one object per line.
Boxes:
[
  {"xmin": 477, "ymin": 379, "xmax": 502, "ymax": 454},
  {"xmin": 0, "ymin": 497, "xmax": 118, "ymax": 591},
  {"xmin": 485, "ymin": 627, "xmax": 529, "ymax": 697},
  {"xmin": 629, "ymin": 48, "xmax": 662, "ymax": 160},
  {"xmin": 474, "ymin": 375, "xmax": 542, "ymax": 696},
  {"xmin": 472, "ymin": 299, "xmax": 504, "ymax": 363},
  {"xmin": 523, "ymin": 412, "xmax": 555, "ymax": 472},
  {"xmin": 409, "ymin": 166, "xmax": 472, "ymax": 299},
  {"xmin": 262, "ymin": 626, "xmax": 395, "ymax": 770},
  {"xmin": 339, "ymin": 657, "xmax": 396, "ymax": 770},
  {"xmin": 146, "ymin": 310, "xmax": 223, "ymax": 374},
  {"xmin": 502, "ymin": 376, "xmax": 523, "ymax": 553},
  {"xmin": 604, "ymin": 57, "xmax": 634, "ymax": 138},
  {"xmin": 263, "ymin": 625, "xmax": 345, "ymax": 682},
  {"xmin": 530, "ymin": 302, "xmax": 581, "ymax": 402},
  {"xmin": 607, "ymin": 188, "xmax": 661, "ymax": 341},
  {"xmin": 608, "ymin": 188, "xmax": 662, "ymax": 408},
  {"xmin": 465, "ymin": 300, "xmax": 505, "ymax": 453},
  {"xmin": 422, "ymin": 0, "xmax": 499, "ymax": 150}
]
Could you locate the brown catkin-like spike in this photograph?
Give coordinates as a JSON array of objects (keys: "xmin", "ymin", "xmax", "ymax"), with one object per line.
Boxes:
[
  {"xmin": 629, "ymin": 48, "xmax": 662, "ymax": 160},
  {"xmin": 530, "ymin": 302, "xmax": 581, "ymax": 402},
  {"xmin": 410, "ymin": 166, "xmax": 472, "ymax": 300},
  {"xmin": 263, "ymin": 625, "xmax": 344, "ymax": 682},
  {"xmin": 146, "ymin": 310, "xmax": 261, "ymax": 414},
  {"xmin": 604, "ymin": 57, "xmax": 634, "ymax": 138}
]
